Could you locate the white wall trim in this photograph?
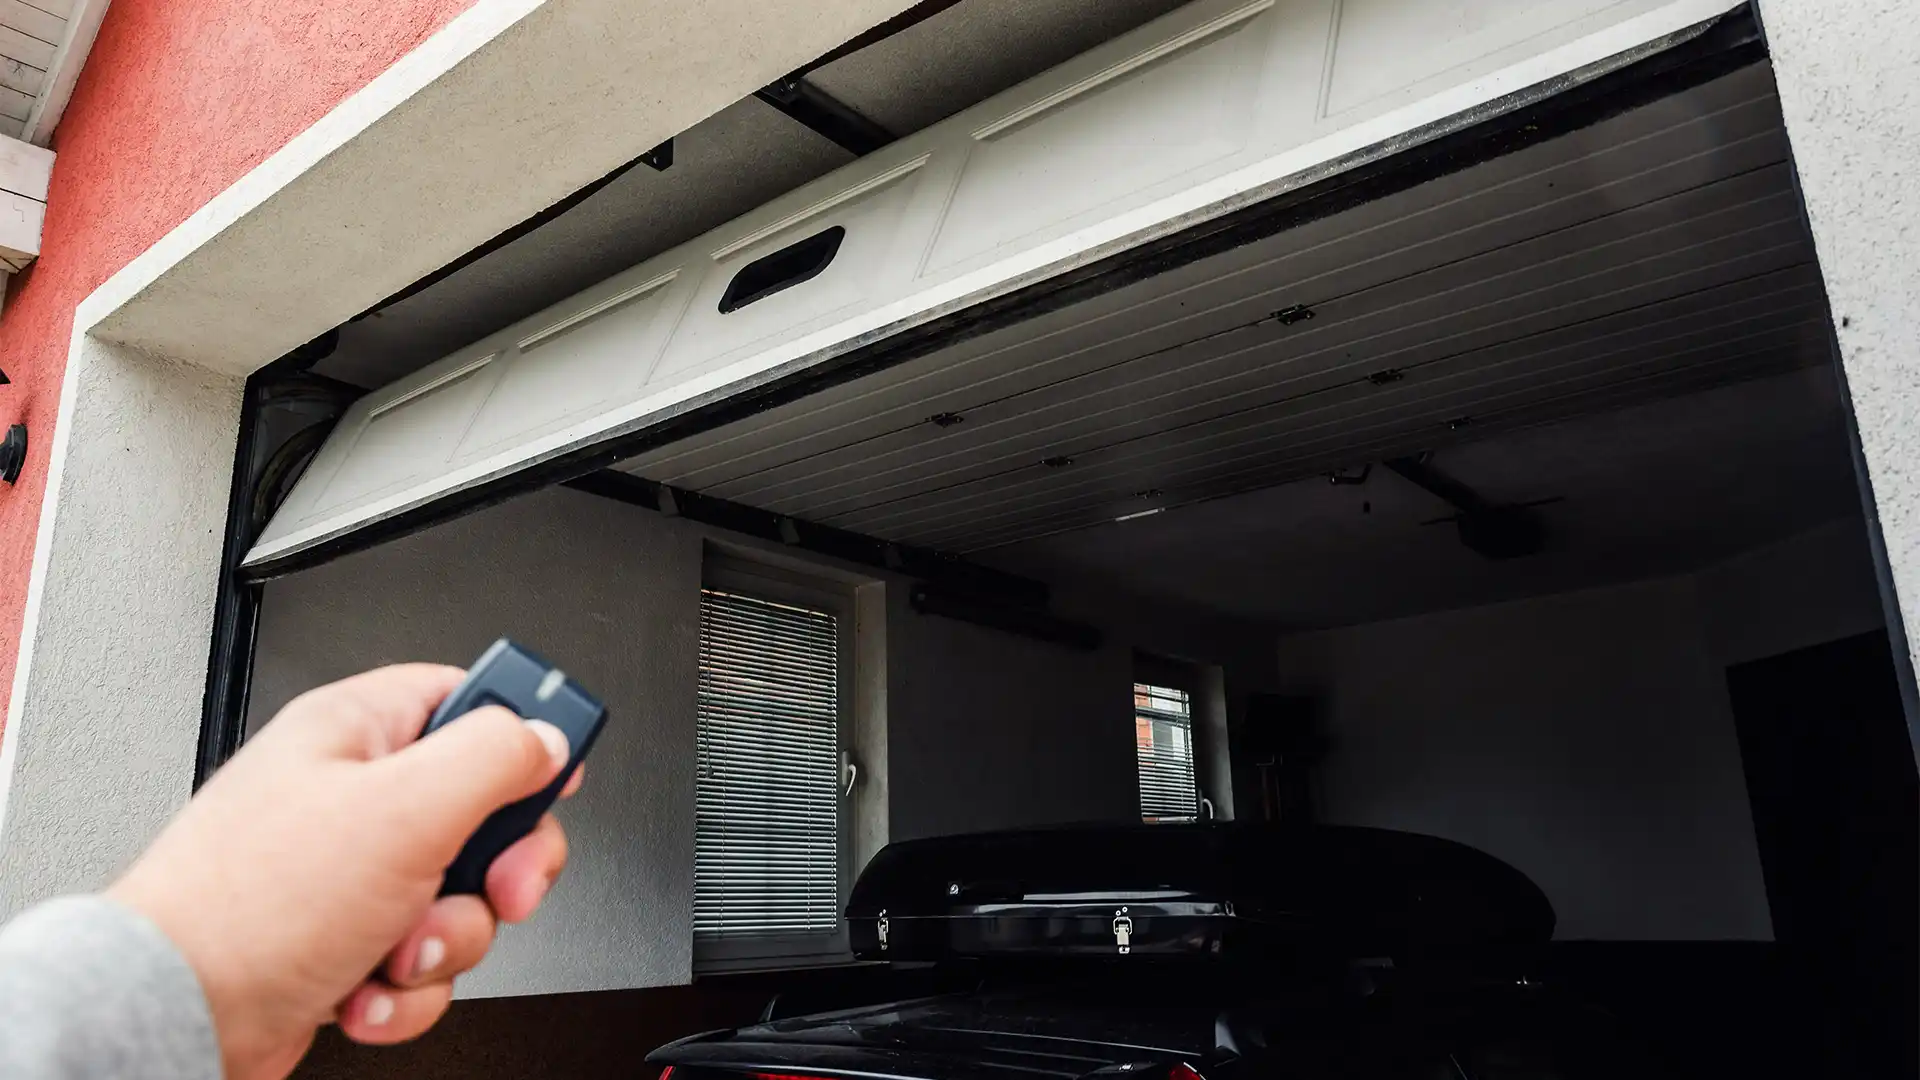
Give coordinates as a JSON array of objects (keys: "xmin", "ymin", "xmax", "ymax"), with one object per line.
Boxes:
[{"xmin": 19, "ymin": 0, "xmax": 113, "ymax": 147}]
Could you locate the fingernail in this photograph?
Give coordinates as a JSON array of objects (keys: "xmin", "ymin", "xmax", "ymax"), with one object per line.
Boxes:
[
  {"xmin": 526, "ymin": 875, "xmax": 552, "ymax": 912},
  {"xmin": 364, "ymin": 993, "xmax": 395, "ymax": 1027},
  {"xmin": 414, "ymin": 936, "xmax": 446, "ymax": 978},
  {"xmin": 525, "ymin": 720, "xmax": 570, "ymax": 768}
]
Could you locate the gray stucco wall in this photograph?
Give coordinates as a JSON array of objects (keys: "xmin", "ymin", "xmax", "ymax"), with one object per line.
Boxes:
[
  {"xmin": 248, "ymin": 487, "xmax": 702, "ymax": 998},
  {"xmin": 0, "ymin": 342, "xmax": 242, "ymax": 919},
  {"xmin": 248, "ymin": 488, "xmax": 1240, "ymax": 994},
  {"xmin": 1757, "ymin": 0, "xmax": 1920, "ymax": 746}
]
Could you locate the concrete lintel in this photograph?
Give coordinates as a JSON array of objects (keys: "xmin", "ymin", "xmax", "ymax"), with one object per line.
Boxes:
[{"xmin": 84, "ymin": 0, "xmax": 919, "ymax": 374}]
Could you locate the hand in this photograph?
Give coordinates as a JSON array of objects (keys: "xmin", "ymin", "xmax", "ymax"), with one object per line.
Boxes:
[{"xmin": 107, "ymin": 664, "xmax": 584, "ymax": 1080}]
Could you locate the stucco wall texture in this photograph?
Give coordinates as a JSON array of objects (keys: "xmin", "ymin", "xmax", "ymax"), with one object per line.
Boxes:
[
  {"xmin": 1757, "ymin": 0, "xmax": 1920, "ymax": 732},
  {"xmin": 0, "ymin": 0, "xmax": 478, "ymax": 734}
]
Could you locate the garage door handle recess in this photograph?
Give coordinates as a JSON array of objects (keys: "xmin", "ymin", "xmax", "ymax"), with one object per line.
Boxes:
[{"xmin": 718, "ymin": 225, "xmax": 846, "ymax": 313}]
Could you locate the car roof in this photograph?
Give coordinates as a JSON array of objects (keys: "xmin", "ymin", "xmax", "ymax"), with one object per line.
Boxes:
[{"xmin": 651, "ymin": 982, "xmax": 1227, "ymax": 1078}]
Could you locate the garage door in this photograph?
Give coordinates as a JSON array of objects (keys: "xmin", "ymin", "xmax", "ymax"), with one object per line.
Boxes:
[{"xmin": 244, "ymin": 0, "xmax": 1747, "ymax": 575}]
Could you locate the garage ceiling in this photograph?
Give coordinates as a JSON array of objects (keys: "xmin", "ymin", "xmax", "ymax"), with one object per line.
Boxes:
[
  {"xmin": 990, "ymin": 365, "xmax": 1860, "ymax": 630},
  {"xmin": 619, "ymin": 62, "xmax": 1830, "ymax": 561},
  {"xmin": 317, "ymin": 0, "xmax": 1190, "ymax": 390}
]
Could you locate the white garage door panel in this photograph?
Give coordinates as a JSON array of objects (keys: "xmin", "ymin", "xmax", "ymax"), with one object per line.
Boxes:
[
  {"xmin": 918, "ymin": 0, "xmax": 1295, "ymax": 277},
  {"xmin": 628, "ymin": 69, "xmax": 1790, "ymax": 493},
  {"xmin": 245, "ymin": 0, "xmax": 1742, "ymax": 570}
]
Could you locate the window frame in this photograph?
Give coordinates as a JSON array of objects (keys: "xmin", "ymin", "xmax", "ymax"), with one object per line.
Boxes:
[
  {"xmin": 693, "ymin": 557, "xmax": 859, "ymax": 973},
  {"xmin": 1133, "ymin": 680, "xmax": 1201, "ymax": 824}
]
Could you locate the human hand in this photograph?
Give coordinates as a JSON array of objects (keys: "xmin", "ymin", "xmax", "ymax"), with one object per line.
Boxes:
[{"xmin": 108, "ymin": 663, "xmax": 584, "ymax": 1080}]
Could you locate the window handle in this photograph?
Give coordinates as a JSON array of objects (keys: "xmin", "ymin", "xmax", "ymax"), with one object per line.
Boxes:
[{"xmin": 841, "ymin": 750, "xmax": 859, "ymax": 798}]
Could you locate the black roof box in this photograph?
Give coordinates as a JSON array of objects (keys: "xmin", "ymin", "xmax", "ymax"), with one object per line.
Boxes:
[{"xmin": 847, "ymin": 823, "xmax": 1553, "ymax": 966}]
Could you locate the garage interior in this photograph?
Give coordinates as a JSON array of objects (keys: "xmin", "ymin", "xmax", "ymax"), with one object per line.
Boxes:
[{"xmin": 229, "ymin": 3, "xmax": 1916, "ymax": 1078}]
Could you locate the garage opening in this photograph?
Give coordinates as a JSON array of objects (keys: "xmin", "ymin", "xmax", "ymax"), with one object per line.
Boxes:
[{"xmin": 222, "ymin": 2, "xmax": 1914, "ymax": 1077}]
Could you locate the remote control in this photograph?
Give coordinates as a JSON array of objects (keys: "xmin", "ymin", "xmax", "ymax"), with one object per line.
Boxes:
[{"xmin": 421, "ymin": 639, "xmax": 608, "ymax": 896}]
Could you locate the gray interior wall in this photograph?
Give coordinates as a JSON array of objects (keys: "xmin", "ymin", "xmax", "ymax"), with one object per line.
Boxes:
[
  {"xmin": 1697, "ymin": 516, "xmax": 1885, "ymax": 666},
  {"xmin": 248, "ymin": 487, "xmax": 702, "ymax": 999},
  {"xmin": 249, "ymin": 489, "xmax": 1234, "ymax": 993},
  {"xmin": 1276, "ymin": 575, "xmax": 1771, "ymax": 941},
  {"xmin": 1046, "ymin": 581, "xmax": 1286, "ymax": 822},
  {"xmin": 1272, "ymin": 520, "xmax": 1886, "ymax": 941},
  {"xmin": 885, "ymin": 584, "xmax": 1140, "ymax": 842}
]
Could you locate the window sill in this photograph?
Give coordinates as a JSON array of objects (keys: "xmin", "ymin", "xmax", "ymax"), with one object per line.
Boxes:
[
  {"xmin": 694, "ymin": 928, "xmax": 856, "ymax": 976},
  {"xmin": 693, "ymin": 951, "xmax": 867, "ymax": 977}
]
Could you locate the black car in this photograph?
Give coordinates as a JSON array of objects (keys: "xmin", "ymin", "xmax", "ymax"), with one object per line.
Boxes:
[
  {"xmin": 649, "ymin": 825, "xmax": 1643, "ymax": 1080},
  {"xmin": 649, "ymin": 965, "xmax": 1645, "ymax": 1079}
]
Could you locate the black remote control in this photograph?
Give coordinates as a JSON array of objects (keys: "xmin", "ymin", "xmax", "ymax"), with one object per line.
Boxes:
[{"xmin": 421, "ymin": 639, "xmax": 608, "ymax": 896}]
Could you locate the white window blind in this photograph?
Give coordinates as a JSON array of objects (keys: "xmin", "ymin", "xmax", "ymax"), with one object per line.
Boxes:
[
  {"xmin": 1135, "ymin": 683, "xmax": 1199, "ymax": 822},
  {"xmin": 695, "ymin": 587, "xmax": 842, "ymax": 940}
]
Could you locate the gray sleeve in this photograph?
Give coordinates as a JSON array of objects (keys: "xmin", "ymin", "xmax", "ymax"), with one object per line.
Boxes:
[{"xmin": 0, "ymin": 895, "xmax": 221, "ymax": 1080}]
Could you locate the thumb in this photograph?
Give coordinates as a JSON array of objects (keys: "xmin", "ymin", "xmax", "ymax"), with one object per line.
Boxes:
[{"xmin": 372, "ymin": 706, "xmax": 570, "ymax": 857}]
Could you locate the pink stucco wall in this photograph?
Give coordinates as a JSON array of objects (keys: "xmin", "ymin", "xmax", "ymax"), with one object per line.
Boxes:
[{"xmin": 0, "ymin": 0, "xmax": 477, "ymax": 726}]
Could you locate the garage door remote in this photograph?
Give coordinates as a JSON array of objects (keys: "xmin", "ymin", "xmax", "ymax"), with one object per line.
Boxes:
[{"xmin": 421, "ymin": 639, "xmax": 608, "ymax": 896}]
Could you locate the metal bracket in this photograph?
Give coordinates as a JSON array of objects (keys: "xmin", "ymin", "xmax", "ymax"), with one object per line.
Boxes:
[
  {"xmin": 756, "ymin": 76, "xmax": 896, "ymax": 156},
  {"xmin": 640, "ymin": 138, "xmax": 674, "ymax": 171}
]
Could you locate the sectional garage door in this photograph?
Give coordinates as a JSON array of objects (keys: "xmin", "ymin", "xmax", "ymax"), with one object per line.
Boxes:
[{"xmin": 245, "ymin": 0, "xmax": 1750, "ymax": 574}]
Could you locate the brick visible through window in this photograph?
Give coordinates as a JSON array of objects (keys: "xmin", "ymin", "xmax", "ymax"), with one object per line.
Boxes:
[{"xmin": 1134, "ymin": 683, "xmax": 1198, "ymax": 822}]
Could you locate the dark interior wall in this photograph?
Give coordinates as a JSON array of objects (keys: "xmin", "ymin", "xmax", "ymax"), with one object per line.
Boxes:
[
  {"xmin": 1265, "ymin": 517, "xmax": 1890, "ymax": 943},
  {"xmin": 1724, "ymin": 630, "xmax": 1918, "ymax": 1077},
  {"xmin": 1696, "ymin": 516, "xmax": 1885, "ymax": 665},
  {"xmin": 1045, "ymin": 580, "xmax": 1287, "ymax": 822},
  {"xmin": 885, "ymin": 583, "xmax": 1140, "ymax": 842},
  {"xmin": 1274, "ymin": 573, "xmax": 1774, "ymax": 940}
]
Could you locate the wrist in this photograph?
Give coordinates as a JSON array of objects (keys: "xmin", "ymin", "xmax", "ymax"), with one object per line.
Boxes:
[{"xmin": 108, "ymin": 872, "xmax": 276, "ymax": 1080}]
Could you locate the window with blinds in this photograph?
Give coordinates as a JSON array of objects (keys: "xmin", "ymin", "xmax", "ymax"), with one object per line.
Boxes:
[
  {"xmin": 695, "ymin": 586, "xmax": 844, "ymax": 946},
  {"xmin": 1135, "ymin": 683, "xmax": 1199, "ymax": 822}
]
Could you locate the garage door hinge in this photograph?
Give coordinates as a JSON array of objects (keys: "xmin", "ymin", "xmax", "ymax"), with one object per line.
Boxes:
[
  {"xmin": 1367, "ymin": 368, "xmax": 1406, "ymax": 386},
  {"xmin": 1273, "ymin": 304, "xmax": 1315, "ymax": 326}
]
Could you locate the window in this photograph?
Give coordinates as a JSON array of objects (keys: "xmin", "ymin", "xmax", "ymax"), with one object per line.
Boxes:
[
  {"xmin": 1135, "ymin": 682, "xmax": 1199, "ymax": 822},
  {"xmin": 694, "ymin": 570, "xmax": 852, "ymax": 967}
]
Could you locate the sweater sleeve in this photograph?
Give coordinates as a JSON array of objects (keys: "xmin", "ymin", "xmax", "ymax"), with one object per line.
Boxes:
[{"xmin": 0, "ymin": 895, "xmax": 222, "ymax": 1080}]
